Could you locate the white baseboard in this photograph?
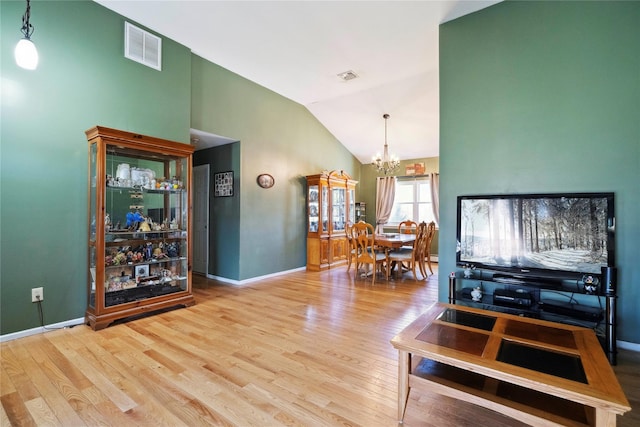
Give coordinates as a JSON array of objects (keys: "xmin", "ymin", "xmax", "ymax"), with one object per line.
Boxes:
[
  {"xmin": 617, "ymin": 340, "xmax": 640, "ymax": 352},
  {"xmin": 0, "ymin": 317, "xmax": 85, "ymax": 343},
  {"xmin": 206, "ymin": 266, "xmax": 307, "ymax": 286}
]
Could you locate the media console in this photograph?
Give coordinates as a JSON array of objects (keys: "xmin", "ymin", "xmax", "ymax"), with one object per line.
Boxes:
[{"xmin": 449, "ymin": 268, "xmax": 619, "ymax": 365}]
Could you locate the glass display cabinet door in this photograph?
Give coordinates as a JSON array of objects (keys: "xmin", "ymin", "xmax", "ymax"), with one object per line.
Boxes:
[
  {"xmin": 308, "ymin": 185, "xmax": 319, "ymax": 232},
  {"xmin": 102, "ymin": 148, "xmax": 189, "ymax": 308},
  {"xmin": 348, "ymin": 189, "xmax": 355, "ymax": 224},
  {"xmin": 332, "ymin": 187, "xmax": 346, "ymax": 232},
  {"xmin": 321, "ymin": 185, "xmax": 329, "ymax": 233},
  {"xmin": 88, "ymin": 142, "xmax": 98, "ymax": 309}
]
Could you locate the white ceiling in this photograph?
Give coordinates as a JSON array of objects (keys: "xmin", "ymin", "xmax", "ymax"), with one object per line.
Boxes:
[{"xmin": 95, "ymin": 0, "xmax": 501, "ymax": 161}]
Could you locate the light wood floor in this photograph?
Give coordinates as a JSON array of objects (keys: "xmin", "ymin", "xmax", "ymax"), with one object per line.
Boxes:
[{"xmin": 1, "ymin": 266, "xmax": 638, "ymax": 426}]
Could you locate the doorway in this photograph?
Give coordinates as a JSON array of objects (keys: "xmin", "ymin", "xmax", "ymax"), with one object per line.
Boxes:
[{"xmin": 193, "ymin": 164, "xmax": 209, "ymax": 274}]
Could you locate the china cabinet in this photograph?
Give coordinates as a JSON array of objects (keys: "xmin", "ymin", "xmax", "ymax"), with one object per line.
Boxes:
[
  {"xmin": 306, "ymin": 170, "xmax": 357, "ymax": 271},
  {"xmin": 85, "ymin": 126, "xmax": 195, "ymax": 330}
]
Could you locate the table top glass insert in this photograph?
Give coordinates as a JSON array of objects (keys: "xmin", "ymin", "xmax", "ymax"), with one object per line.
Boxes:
[
  {"xmin": 438, "ymin": 308, "xmax": 497, "ymax": 331},
  {"xmin": 497, "ymin": 340, "xmax": 587, "ymax": 383}
]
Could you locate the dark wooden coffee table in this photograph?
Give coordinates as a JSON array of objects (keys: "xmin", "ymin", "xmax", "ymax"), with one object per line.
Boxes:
[{"xmin": 391, "ymin": 303, "xmax": 630, "ymax": 426}]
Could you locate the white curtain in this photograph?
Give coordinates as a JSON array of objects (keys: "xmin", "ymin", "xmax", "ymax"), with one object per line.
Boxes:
[
  {"xmin": 429, "ymin": 173, "xmax": 440, "ymax": 225},
  {"xmin": 375, "ymin": 176, "xmax": 396, "ymax": 234}
]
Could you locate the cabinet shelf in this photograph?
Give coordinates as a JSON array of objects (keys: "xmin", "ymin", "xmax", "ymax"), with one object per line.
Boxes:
[
  {"xmin": 106, "ymin": 186, "xmax": 185, "ymax": 194},
  {"xmin": 105, "ymin": 256, "xmax": 187, "ymax": 269},
  {"xmin": 106, "ymin": 229, "xmax": 185, "ymax": 235}
]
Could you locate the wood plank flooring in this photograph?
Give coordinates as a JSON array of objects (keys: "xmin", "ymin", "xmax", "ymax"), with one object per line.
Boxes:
[{"xmin": 1, "ymin": 266, "xmax": 638, "ymax": 426}]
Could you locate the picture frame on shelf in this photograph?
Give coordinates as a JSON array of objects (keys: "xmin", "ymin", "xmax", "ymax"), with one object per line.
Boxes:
[
  {"xmin": 135, "ymin": 264, "xmax": 150, "ymax": 278},
  {"xmin": 214, "ymin": 171, "xmax": 234, "ymax": 197}
]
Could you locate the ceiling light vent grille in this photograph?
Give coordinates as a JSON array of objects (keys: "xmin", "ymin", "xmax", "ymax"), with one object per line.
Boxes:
[
  {"xmin": 337, "ymin": 70, "xmax": 358, "ymax": 81},
  {"xmin": 125, "ymin": 22, "xmax": 162, "ymax": 71}
]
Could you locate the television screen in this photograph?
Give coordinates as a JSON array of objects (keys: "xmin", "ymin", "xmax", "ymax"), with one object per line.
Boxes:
[{"xmin": 457, "ymin": 193, "xmax": 615, "ymax": 277}]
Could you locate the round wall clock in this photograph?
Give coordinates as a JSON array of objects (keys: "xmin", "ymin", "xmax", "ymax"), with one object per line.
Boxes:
[{"xmin": 257, "ymin": 173, "xmax": 274, "ymax": 189}]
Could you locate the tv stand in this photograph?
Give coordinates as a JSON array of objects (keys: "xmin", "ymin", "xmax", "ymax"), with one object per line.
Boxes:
[
  {"xmin": 491, "ymin": 272, "xmax": 562, "ymax": 289},
  {"xmin": 449, "ymin": 270, "xmax": 618, "ymax": 365}
]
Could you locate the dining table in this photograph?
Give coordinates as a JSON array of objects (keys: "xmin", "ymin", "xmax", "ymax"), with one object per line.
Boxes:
[
  {"xmin": 374, "ymin": 233, "xmax": 416, "ymax": 249},
  {"xmin": 373, "ymin": 233, "xmax": 418, "ymax": 279}
]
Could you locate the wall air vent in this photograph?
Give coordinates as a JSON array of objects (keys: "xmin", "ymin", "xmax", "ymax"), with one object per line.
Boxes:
[{"xmin": 125, "ymin": 22, "xmax": 162, "ymax": 71}]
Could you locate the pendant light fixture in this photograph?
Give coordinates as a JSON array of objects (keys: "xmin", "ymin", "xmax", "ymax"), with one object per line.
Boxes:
[
  {"xmin": 15, "ymin": 0, "xmax": 39, "ymax": 70},
  {"xmin": 372, "ymin": 113, "xmax": 400, "ymax": 175}
]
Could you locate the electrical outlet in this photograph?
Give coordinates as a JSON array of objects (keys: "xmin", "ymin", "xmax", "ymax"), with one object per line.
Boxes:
[{"xmin": 31, "ymin": 287, "xmax": 43, "ymax": 303}]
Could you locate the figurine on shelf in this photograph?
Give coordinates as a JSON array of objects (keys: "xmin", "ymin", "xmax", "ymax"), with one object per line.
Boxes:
[
  {"xmin": 463, "ymin": 264, "xmax": 475, "ymax": 279},
  {"xmin": 153, "ymin": 245, "xmax": 168, "ymax": 259},
  {"xmin": 105, "ymin": 213, "xmax": 111, "ymax": 232},
  {"xmin": 126, "ymin": 210, "xmax": 144, "ymax": 229},
  {"xmin": 471, "ymin": 285, "xmax": 483, "ymax": 302},
  {"xmin": 166, "ymin": 242, "xmax": 179, "ymax": 258},
  {"xmin": 582, "ymin": 274, "xmax": 599, "ymax": 294},
  {"xmin": 145, "ymin": 242, "xmax": 153, "ymax": 260},
  {"xmin": 170, "ymin": 217, "xmax": 179, "ymax": 230}
]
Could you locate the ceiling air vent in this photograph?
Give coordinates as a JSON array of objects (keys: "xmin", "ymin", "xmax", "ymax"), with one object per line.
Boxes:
[
  {"xmin": 337, "ymin": 70, "xmax": 358, "ymax": 81},
  {"xmin": 125, "ymin": 22, "xmax": 162, "ymax": 71}
]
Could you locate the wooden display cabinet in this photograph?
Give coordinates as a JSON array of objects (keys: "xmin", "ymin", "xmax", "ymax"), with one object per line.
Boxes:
[
  {"xmin": 85, "ymin": 126, "xmax": 195, "ymax": 330},
  {"xmin": 306, "ymin": 170, "xmax": 357, "ymax": 271}
]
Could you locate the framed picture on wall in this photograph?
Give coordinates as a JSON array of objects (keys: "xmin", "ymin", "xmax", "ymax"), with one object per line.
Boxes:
[
  {"xmin": 405, "ymin": 162, "xmax": 425, "ymax": 175},
  {"xmin": 214, "ymin": 171, "xmax": 234, "ymax": 197}
]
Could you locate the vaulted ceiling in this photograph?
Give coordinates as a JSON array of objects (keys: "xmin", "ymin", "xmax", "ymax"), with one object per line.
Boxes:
[{"xmin": 96, "ymin": 0, "xmax": 501, "ymax": 162}]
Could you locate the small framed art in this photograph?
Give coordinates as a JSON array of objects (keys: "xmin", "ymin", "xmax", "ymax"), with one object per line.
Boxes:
[
  {"xmin": 257, "ymin": 173, "xmax": 274, "ymax": 189},
  {"xmin": 135, "ymin": 264, "xmax": 149, "ymax": 278},
  {"xmin": 214, "ymin": 171, "xmax": 234, "ymax": 197}
]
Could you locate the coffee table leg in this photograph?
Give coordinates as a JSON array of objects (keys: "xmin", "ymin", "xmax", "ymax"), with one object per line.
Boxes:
[
  {"xmin": 594, "ymin": 407, "xmax": 616, "ymax": 426},
  {"xmin": 398, "ymin": 350, "xmax": 410, "ymax": 423}
]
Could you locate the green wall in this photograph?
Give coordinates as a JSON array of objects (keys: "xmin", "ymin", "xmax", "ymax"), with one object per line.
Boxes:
[
  {"xmin": 191, "ymin": 57, "xmax": 361, "ymax": 280},
  {"xmin": 439, "ymin": 1, "xmax": 640, "ymax": 343},
  {"xmin": 1, "ymin": 0, "xmax": 191, "ymax": 335}
]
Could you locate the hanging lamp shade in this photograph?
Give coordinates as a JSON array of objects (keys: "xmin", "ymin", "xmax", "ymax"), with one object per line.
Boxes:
[
  {"xmin": 15, "ymin": 0, "xmax": 38, "ymax": 70},
  {"xmin": 15, "ymin": 38, "xmax": 38, "ymax": 70}
]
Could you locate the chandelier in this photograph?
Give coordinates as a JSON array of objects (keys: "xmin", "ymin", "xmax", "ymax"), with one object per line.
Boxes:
[{"xmin": 372, "ymin": 113, "xmax": 400, "ymax": 175}]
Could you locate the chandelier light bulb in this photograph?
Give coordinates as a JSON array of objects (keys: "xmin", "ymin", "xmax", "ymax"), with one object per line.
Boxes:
[{"xmin": 15, "ymin": 38, "xmax": 38, "ymax": 70}]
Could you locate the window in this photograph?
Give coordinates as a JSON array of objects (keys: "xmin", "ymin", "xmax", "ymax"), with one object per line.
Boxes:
[{"xmin": 388, "ymin": 177, "xmax": 436, "ymax": 226}]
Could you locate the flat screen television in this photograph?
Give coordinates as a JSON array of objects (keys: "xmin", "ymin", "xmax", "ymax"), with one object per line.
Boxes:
[{"xmin": 456, "ymin": 193, "xmax": 615, "ymax": 280}]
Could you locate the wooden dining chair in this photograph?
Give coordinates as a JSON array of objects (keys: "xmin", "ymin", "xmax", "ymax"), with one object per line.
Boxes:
[
  {"xmin": 397, "ymin": 220, "xmax": 418, "ymax": 249},
  {"xmin": 398, "ymin": 220, "xmax": 418, "ymax": 235},
  {"xmin": 345, "ymin": 221, "xmax": 357, "ymax": 272},
  {"xmin": 352, "ymin": 221, "xmax": 387, "ymax": 283},
  {"xmin": 387, "ymin": 224, "xmax": 427, "ymax": 280},
  {"xmin": 414, "ymin": 221, "xmax": 436, "ymax": 278},
  {"xmin": 423, "ymin": 221, "xmax": 437, "ymax": 275}
]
